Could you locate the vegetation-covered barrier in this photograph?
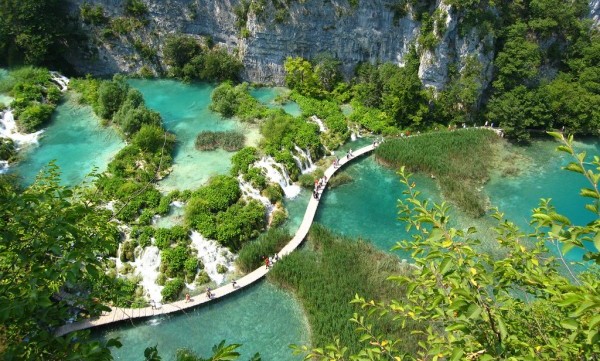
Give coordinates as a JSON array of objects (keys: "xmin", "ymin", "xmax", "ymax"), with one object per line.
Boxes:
[
  {"xmin": 268, "ymin": 224, "xmax": 424, "ymax": 355},
  {"xmin": 375, "ymin": 129, "xmax": 499, "ymax": 216}
]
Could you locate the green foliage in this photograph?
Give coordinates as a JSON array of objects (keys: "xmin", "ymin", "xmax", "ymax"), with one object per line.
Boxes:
[
  {"xmin": 161, "ymin": 245, "xmax": 196, "ymax": 279},
  {"xmin": 16, "ymin": 103, "xmax": 54, "ymax": 133},
  {"xmin": 494, "ymin": 23, "xmax": 542, "ymax": 91},
  {"xmin": 216, "ymin": 264, "xmax": 228, "ymax": 274},
  {"xmin": 154, "ymin": 226, "xmax": 189, "ymax": 250},
  {"xmin": 161, "ymin": 278, "xmax": 185, "ymax": 302},
  {"xmin": 195, "ymin": 130, "xmax": 245, "ymax": 152},
  {"xmin": 97, "ymin": 76, "xmax": 129, "ymax": 119},
  {"xmin": 80, "ymin": 3, "xmax": 108, "ymax": 25},
  {"xmin": 124, "ymin": 0, "xmax": 148, "ymax": 17},
  {"xmin": 195, "ymin": 271, "xmax": 211, "ymax": 285},
  {"xmin": 132, "ymin": 125, "xmax": 175, "ymax": 153},
  {"xmin": 308, "ymin": 135, "xmax": 600, "ymax": 360},
  {"xmin": 0, "ymin": 0, "xmax": 70, "ymax": 66},
  {"xmin": 214, "ymin": 200, "xmax": 266, "ymax": 250},
  {"xmin": 376, "ymin": 129, "xmax": 499, "ymax": 216},
  {"xmin": 269, "ymin": 224, "xmax": 422, "ymax": 354},
  {"xmin": 0, "ymin": 137, "xmax": 16, "ymax": 161},
  {"xmin": 231, "ymin": 146, "xmax": 259, "ymax": 175},
  {"xmin": 236, "ymin": 228, "xmax": 291, "ymax": 272},
  {"xmin": 210, "ymin": 82, "xmax": 268, "ymax": 121},
  {"xmin": 262, "ymin": 183, "xmax": 283, "ymax": 203},
  {"xmin": 163, "ymin": 34, "xmax": 243, "ymax": 82},
  {"xmin": 0, "ymin": 164, "xmax": 121, "ymax": 360}
]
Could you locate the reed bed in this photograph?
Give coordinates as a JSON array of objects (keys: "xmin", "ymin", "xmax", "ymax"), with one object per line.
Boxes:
[
  {"xmin": 195, "ymin": 130, "xmax": 245, "ymax": 152},
  {"xmin": 375, "ymin": 129, "xmax": 499, "ymax": 216},
  {"xmin": 267, "ymin": 224, "xmax": 424, "ymax": 356}
]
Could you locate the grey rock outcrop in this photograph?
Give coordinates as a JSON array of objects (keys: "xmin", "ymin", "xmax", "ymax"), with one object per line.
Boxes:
[{"xmin": 65, "ymin": 0, "xmax": 599, "ymax": 91}]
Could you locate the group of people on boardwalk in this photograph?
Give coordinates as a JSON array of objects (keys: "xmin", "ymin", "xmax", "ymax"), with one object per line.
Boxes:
[
  {"xmin": 264, "ymin": 253, "xmax": 279, "ymax": 269},
  {"xmin": 313, "ymin": 176, "xmax": 327, "ymax": 199}
]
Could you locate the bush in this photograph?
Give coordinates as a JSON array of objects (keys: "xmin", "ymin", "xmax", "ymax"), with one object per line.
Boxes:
[
  {"xmin": 195, "ymin": 130, "xmax": 245, "ymax": 152},
  {"xmin": 231, "ymin": 146, "xmax": 259, "ymax": 175},
  {"xmin": 80, "ymin": 3, "xmax": 108, "ymax": 25},
  {"xmin": 132, "ymin": 125, "xmax": 175, "ymax": 153},
  {"xmin": 0, "ymin": 138, "xmax": 16, "ymax": 161},
  {"xmin": 214, "ymin": 200, "xmax": 266, "ymax": 250},
  {"xmin": 124, "ymin": 0, "xmax": 148, "ymax": 17},
  {"xmin": 154, "ymin": 226, "xmax": 188, "ymax": 250},
  {"xmin": 17, "ymin": 104, "xmax": 54, "ymax": 133},
  {"xmin": 97, "ymin": 77, "xmax": 128, "ymax": 119},
  {"xmin": 161, "ymin": 245, "xmax": 190, "ymax": 278},
  {"xmin": 119, "ymin": 241, "xmax": 135, "ymax": 262},
  {"xmin": 262, "ymin": 183, "xmax": 283, "ymax": 204},
  {"xmin": 216, "ymin": 264, "xmax": 228, "ymax": 274},
  {"xmin": 161, "ymin": 278, "xmax": 185, "ymax": 302},
  {"xmin": 195, "ymin": 271, "xmax": 211, "ymax": 285},
  {"xmin": 236, "ymin": 228, "xmax": 291, "ymax": 273},
  {"xmin": 156, "ymin": 273, "xmax": 167, "ymax": 286},
  {"xmin": 163, "ymin": 34, "xmax": 202, "ymax": 69},
  {"xmin": 270, "ymin": 208, "xmax": 287, "ymax": 228},
  {"xmin": 243, "ymin": 167, "xmax": 267, "ymax": 190}
]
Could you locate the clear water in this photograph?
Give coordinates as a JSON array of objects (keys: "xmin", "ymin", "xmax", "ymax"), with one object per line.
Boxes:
[
  {"xmin": 249, "ymin": 87, "xmax": 301, "ymax": 116},
  {"xmin": 485, "ymin": 139, "xmax": 600, "ymax": 259},
  {"xmin": 99, "ymin": 282, "xmax": 308, "ymax": 361},
  {"xmin": 11, "ymin": 96, "xmax": 124, "ymax": 186},
  {"xmin": 128, "ymin": 79, "xmax": 262, "ymax": 193}
]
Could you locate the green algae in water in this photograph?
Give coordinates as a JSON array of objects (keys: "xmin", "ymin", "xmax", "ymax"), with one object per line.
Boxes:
[
  {"xmin": 250, "ymin": 87, "xmax": 301, "ymax": 117},
  {"xmin": 98, "ymin": 282, "xmax": 309, "ymax": 361},
  {"xmin": 12, "ymin": 96, "xmax": 124, "ymax": 186}
]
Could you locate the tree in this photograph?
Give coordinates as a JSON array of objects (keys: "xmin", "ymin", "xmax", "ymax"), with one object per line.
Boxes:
[
  {"xmin": 301, "ymin": 134, "xmax": 600, "ymax": 360},
  {"xmin": 0, "ymin": 164, "xmax": 121, "ymax": 360},
  {"xmin": 97, "ymin": 77, "xmax": 129, "ymax": 120},
  {"xmin": 493, "ymin": 23, "xmax": 541, "ymax": 91},
  {"xmin": 284, "ymin": 57, "xmax": 322, "ymax": 98}
]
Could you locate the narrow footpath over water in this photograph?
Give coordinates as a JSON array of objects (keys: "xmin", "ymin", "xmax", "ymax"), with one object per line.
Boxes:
[{"xmin": 55, "ymin": 143, "xmax": 377, "ymax": 336}]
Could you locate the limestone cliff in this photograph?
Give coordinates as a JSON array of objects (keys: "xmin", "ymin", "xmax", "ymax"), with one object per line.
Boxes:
[{"xmin": 65, "ymin": 0, "xmax": 599, "ymax": 91}]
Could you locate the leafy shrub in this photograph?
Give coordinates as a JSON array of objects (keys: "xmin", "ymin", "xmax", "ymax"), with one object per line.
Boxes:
[
  {"xmin": 124, "ymin": 0, "xmax": 148, "ymax": 17},
  {"xmin": 80, "ymin": 3, "xmax": 108, "ymax": 25},
  {"xmin": 195, "ymin": 271, "xmax": 211, "ymax": 285},
  {"xmin": 262, "ymin": 183, "xmax": 283, "ymax": 204},
  {"xmin": 236, "ymin": 228, "xmax": 291, "ymax": 273},
  {"xmin": 231, "ymin": 146, "xmax": 259, "ymax": 175},
  {"xmin": 161, "ymin": 278, "xmax": 185, "ymax": 302},
  {"xmin": 216, "ymin": 264, "xmax": 228, "ymax": 274},
  {"xmin": 17, "ymin": 104, "xmax": 54, "ymax": 133},
  {"xmin": 132, "ymin": 125, "xmax": 175, "ymax": 152},
  {"xmin": 195, "ymin": 130, "xmax": 245, "ymax": 151},
  {"xmin": 161, "ymin": 245, "xmax": 191, "ymax": 278},
  {"xmin": 0, "ymin": 137, "xmax": 16, "ymax": 161},
  {"xmin": 97, "ymin": 77, "xmax": 128, "ymax": 119},
  {"xmin": 120, "ymin": 241, "xmax": 135, "ymax": 262},
  {"xmin": 156, "ymin": 273, "xmax": 167, "ymax": 286},
  {"xmin": 154, "ymin": 226, "xmax": 188, "ymax": 250},
  {"xmin": 270, "ymin": 208, "xmax": 287, "ymax": 228},
  {"xmin": 243, "ymin": 167, "xmax": 267, "ymax": 190}
]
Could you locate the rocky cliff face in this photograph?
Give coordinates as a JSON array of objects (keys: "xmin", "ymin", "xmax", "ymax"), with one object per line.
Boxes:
[{"xmin": 65, "ymin": 0, "xmax": 598, "ymax": 90}]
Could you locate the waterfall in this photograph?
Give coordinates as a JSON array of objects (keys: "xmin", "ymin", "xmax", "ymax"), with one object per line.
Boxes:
[
  {"xmin": 350, "ymin": 132, "xmax": 357, "ymax": 141},
  {"xmin": 50, "ymin": 71, "xmax": 70, "ymax": 92},
  {"xmin": 254, "ymin": 156, "xmax": 301, "ymax": 198},
  {"xmin": 0, "ymin": 160, "xmax": 8, "ymax": 174},
  {"xmin": 0, "ymin": 109, "xmax": 43, "ymax": 148},
  {"xmin": 310, "ymin": 115, "xmax": 327, "ymax": 132},
  {"xmin": 131, "ymin": 246, "xmax": 163, "ymax": 303},
  {"xmin": 292, "ymin": 144, "xmax": 316, "ymax": 174},
  {"xmin": 238, "ymin": 175, "xmax": 273, "ymax": 212},
  {"xmin": 189, "ymin": 231, "xmax": 236, "ymax": 287}
]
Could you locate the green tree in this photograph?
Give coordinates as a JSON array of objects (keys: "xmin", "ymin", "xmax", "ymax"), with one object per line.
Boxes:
[
  {"xmin": 97, "ymin": 76, "xmax": 129, "ymax": 120},
  {"xmin": 301, "ymin": 134, "xmax": 600, "ymax": 360},
  {"xmin": 0, "ymin": 164, "xmax": 121, "ymax": 360},
  {"xmin": 493, "ymin": 23, "xmax": 541, "ymax": 91},
  {"xmin": 284, "ymin": 57, "xmax": 323, "ymax": 98}
]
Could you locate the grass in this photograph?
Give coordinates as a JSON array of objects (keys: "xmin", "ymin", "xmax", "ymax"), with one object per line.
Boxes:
[
  {"xmin": 236, "ymin": 228, "xmax": 291, "ymax": 273},
  {"xmin": 195, "ymin": 130, "xmax": 245, "ymax": 152},
  {"xmin": 267, "ymin": 224, "xmax": 424, "ymax": 356},
  {"xmin": 375, "ymin": 129, "xmax": 499, "ymax": 217}
]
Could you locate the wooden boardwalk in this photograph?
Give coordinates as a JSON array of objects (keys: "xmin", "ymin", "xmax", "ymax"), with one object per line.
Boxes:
[{"xmin": 55, "ymin": 143, "xmax": 377, "ymax": 336}]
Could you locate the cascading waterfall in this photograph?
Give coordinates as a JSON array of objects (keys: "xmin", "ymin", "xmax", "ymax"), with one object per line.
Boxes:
[
  {"xmin": 131, "ymin": 246, "xmax": 163, "ymax": 303},
  {"xmin": 238, "ymin": 175, "xmax": 273, "ymax": 212},
  {"xmin": 0, "ymin": 160, "xmax": 8, "ymax": 174},
  {"xmin": 292, "ymin": 144, "xmax": 316, "ymax": 174},
  {"xmin": 189, "ymin": 231, "xmax": 236, "ymax": 286},
  {"xmin": 310, "ymin": 115, "xmax": 327, "ymax": 132},
  {"xmin": 0, "ymin": 109, "xmax": 43, "ymax": 146},
  {"xmin": 255, "ymin": 156, "xmax": 301, "ymax": 198},
  {"xmin": 50, "ymin": 71, "xmax": 69, "ymax": 92}
]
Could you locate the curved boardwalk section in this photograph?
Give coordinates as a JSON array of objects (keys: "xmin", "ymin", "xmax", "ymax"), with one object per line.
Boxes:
[{"xmin": 55, "ymin": 143, "xmax": 377, "ymax": 336}]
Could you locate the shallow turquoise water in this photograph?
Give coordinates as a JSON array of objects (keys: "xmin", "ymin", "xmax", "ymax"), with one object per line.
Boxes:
[
  {"xmin": 99, "ymin": 282, "xmax": 308, "ymax": 361},
  {"xmin": 486, "ymin": 139, "xmax": 600, "ymax": 259},
  {"xmin": 250, "ymin": 87, "xmax": 301, "ymax": 116},
  {"xmin": 12, "ymin": 96, "xmax": 124, "ymax": 186},
  {"xmin": 128, "ymin": 79, "xmax": 247, "ymax": 192}
]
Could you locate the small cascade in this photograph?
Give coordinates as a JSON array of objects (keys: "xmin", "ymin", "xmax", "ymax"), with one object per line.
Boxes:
[
  {"xmin": 189, "ymin": 231, "xmax": 236, "ymax": 286},
  {"xmin": 238, "ymin": 175, "xmax": 273, "ymax": 212},
  {"xmin": 50, "ymin": 71, "xmax": 70, "ymax": 92},
  {"xmin": 131, "ymin": 246, "xmax": 163, "ymax": 303},
  {"xmin": 292, "ymin": 144, "xmax": 316, "ymax": 174},
  {"xmin": 309, "ymin": 115, "xmax": 327, "ymax": 132},
  {"xmin": 350, "ymin": 132, "xmax": 357, "ymax": 141},
  {"xmin": 255, "ymin": 156, "xmax": 301, "ymax": 198},
  {"xmin": 0, "ymin": 109, "xmax": 43, "ymax": 148},
  {"xmin": 0, "ymin": 160, "xmax": 8, "ymax": 174}
]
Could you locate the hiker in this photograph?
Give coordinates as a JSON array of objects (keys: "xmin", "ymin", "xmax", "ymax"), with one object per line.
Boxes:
[
  {"xmin": 232, "ymin": 280, "xmax": 238, "ymax": 289},
  {"xmin": 185, "ymin": 293, "xmax": 190, "ymax": 303},
  {"xmin": 206, "ymin": 288, "xmax": 213, "ymax": 299}
]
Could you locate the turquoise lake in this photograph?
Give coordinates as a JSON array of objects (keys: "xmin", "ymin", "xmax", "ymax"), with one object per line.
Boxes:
[
  {"xmin": 12, "ymin": 95, "xmax": 124, "ymax": 186},
  {"xmin": 10, "ymin": 78, "xmax": 598, "ymax": 359}
]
